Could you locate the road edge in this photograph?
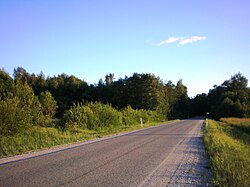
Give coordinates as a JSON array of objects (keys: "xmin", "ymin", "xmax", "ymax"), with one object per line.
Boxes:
[{"xmin": 0, "ymin": 121, "xmax": 178, "ymax": 165}]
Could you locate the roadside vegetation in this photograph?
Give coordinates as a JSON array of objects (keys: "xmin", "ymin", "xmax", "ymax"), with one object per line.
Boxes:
[
  {"xmin": 191, "ymin": 73, "xmax": 250, "ymax": 119},
  {"xmin": 0, "ymin": 67, "xmax": 190, "ymax": 157},
  {"xmin": 0, "ymin": 117, "xmax": 171, "ymax": 158},
  {"xmin": 204, "ymin": 118, "xmax": 250, "ymax": 186},
  {"xmin": 0, "ymin": 67, "xmax": 249, "ymax": 159}
]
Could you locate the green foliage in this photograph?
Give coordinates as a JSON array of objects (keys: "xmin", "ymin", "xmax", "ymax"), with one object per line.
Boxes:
[
  {"xmin": 4, "ymin": 67, "xmax": 196, "ymax": 121},
  {"xmin": 191, "ymin": 73, "xmax": 250, "ymax": 119},
  {"xmin": 46, "ymin": 74, "xmax": 89, "ymax": 117},
  {"xmin": 204, "ymin": 119, "xmax": 250, "ymax": 186},
  {"xmin": 165, "ymin": 80, "xmax": 189, "ymax": 119},
  {"xmin": 63, "ymin": 103, "xmax": 96, "ymax": 129},
  {"xmin": 220, "ymin": 118, "xmax": 250, "ymax": 144},
  {"xmin": 0, "ymin": 96, "xmax": 32, "ymax": 135},
  {"xmin": 0, "ymin": 81, "xmax": 45, "ymax": 135},
  {"xmin": 0, "ymin": 126, "xmax": 97, "ymax": 157},
  {"xmin": 63, "ymin": 102, "xmax": 164, "ymax": 130},
  {"xmin": 125, "ymin": 73, "xmax": 166, "ymax": 110},
  {"xmin": 63, "ymin": 102, "xmax": 123, "ymax": 130},
  {"xmin": 0, "ymin": 119, "xmax": 172, "ymax": 158},
  {"xmin": 0, "ymin": 73, "xmax": 58, "ymax": 135},
  {"xmin": 14, "ymin": 82, "xmax": 44, "ymax": 125},
  {"xmin": 0, "ymin": 69, "xmax": 14, "ymax": 98},
  {"xmin": 122, "ymin": 106, "xmax": 144, "ymax": 126},
  {"xmin": 191, "ymin": 93, "xmax": 209, "ymax": 116},
  {"xmin": 87, "ymin": 102, "xmax": 123, "ymax": 129},
  {"xmin": 39, "ymin": 91, "xmax": 58, "ymax": 126},
  {"xmin": 208, "ymin": 73, "xmax": 250, "ymax": 119}
]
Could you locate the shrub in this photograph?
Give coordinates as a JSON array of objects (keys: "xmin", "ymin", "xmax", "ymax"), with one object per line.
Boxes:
[
  {"xmin": 86, "ymin": 102, "xmax": 122, "ymax": 129},
  {"xmin": 122, "ymin": 106, "xmax": 141, "ymax": 126},
  {"xmin": 62, "ymin": 102, "xmax": 122, "ymax": 130},
  {"xmin": 63, "ymin": 103, "xmax": 96, "ymax": 129}
]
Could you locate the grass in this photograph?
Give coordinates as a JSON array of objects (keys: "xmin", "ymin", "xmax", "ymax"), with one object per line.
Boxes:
[
  {"xmin": 0, "ymin": 120, "xmax": 176, "ymax": 158},
  {"xmin": 204, "ymin": 118, "xmax": 250, "ymax": 186}
]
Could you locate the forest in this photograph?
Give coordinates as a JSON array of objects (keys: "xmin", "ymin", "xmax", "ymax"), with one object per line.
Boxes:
[{"xmin": 0, "ymin": 67, "xmax": 249, "ymax": 136}]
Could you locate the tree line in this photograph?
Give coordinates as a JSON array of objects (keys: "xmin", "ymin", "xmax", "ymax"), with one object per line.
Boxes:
[
  {"xmin": 0, "ymin": 67, "xmax": 249, "ymax": 136},
  {"xmin": 191, "ymin": 73, "xmax": 250, "ymax": 119}
]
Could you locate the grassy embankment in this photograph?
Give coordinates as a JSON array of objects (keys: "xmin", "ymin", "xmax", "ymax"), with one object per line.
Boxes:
[
  {"xmin": 204, "ymin": 118, "xmax": 250, "ymax": 186},
  {"xmin": 0, "ymin": 120, "xmax": 174, "ymax": 158}
]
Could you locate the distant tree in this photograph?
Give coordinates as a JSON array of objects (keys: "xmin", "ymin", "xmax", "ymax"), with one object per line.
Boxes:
[
  {"xmin": 33, "ymin": 71, "xmax": 47, "ymax": 95},
  {"xmin": 175, "ymin": 80, "xmax": 189, "ymax": 118},
  {"xmin": 165, "ymin": 80, "xmax": 189, "ymax": 119},
  {"xmin": 208, "ymin": 73, "xmax": 250, "ymax": 119},
  {"xmin": 191, "ymin": 93, "xmax": 209, "ymax": 116},
  {"xmin": 13, "ymin": 67, "xmax": 30, "ymax": 83},
  {"xmin": 46, "ymin": 73, "xmax": 89, "ymax": 117},
  {"xmin": 124, "ymin": 73, "xmax": 169, "ymax": 119},
  {"xmin": 98, "ymin": 78, "xmax": 104, "ymax": 86},
  {"xmin": 105, "ymin": 73, "xmax": 114, "ymax": 86},
  {"xmin": 0, "ymin": 69, "xmax": 14, "ymax": 98}
]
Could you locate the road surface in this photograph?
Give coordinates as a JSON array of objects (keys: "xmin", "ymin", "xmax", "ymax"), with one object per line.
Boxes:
[{"xmin": 0, "ymin": 118, "xmax": 211, "ymax": 186}]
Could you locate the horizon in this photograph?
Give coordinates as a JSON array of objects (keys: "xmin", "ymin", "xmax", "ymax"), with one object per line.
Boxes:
[{"xmin": 1, "ymin": 0, "xmax": 250, "ymax": 97}]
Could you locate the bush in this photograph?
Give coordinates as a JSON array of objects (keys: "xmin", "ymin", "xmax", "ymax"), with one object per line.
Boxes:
[
  {"xmin": 122, "ymin": 106, "xmax": 141, "ymax": 126},
  {"xmin": 62, "ymin": 103, "xmax": 96, "ymax": 129},
  {"xmin": 87, "ymin": 102, "xmax": 122, "ymax": 129},
  {"xmin": 63, "ymin": 102, "xmax": 122, "ymax": 130}
]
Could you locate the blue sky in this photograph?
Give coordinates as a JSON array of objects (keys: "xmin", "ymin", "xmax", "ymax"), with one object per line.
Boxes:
[{"xmin": 0, "ymin": 0, "xmax": 249, "ymax": 97}]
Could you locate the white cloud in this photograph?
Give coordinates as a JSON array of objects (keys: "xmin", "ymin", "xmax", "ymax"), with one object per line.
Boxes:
[
  {"xmin": 157, "ymin": 36, "xmax": 206, "ymax": 46},
  {"xmin": 157, "ymin": 37, "xmax": 181, "ymax": 45},
  {"xmin": 178, "ymin": 36, "xmax": 206, "ymax": 45}
]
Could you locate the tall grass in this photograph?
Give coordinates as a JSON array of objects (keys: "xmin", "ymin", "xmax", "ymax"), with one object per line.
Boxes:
[
  {"xmin": 204, "ymin": 118, "xmax": 250, "ymax": 186},
  {"xmin": 0, "ymin": 126, "xmax": 97, "ymax": 157}
]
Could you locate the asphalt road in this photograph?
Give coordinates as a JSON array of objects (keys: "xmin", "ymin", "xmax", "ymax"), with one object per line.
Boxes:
[{"xmin": 0, "ymin": 118, "xmax": 206, "ymax": 187}]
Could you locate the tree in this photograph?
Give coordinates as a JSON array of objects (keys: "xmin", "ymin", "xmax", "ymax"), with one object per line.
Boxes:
[
  {"xmin": 0, "ymin": 81, "xmax": 43, "ymax": 135},
  {"xmin": 124, "ymin": 73, "xmax": 169, "ymax": 119},
  {"xmin": 33, "ymin": 71, "xmax": 47, "ymax": 95},
  {"xmin": 0, "ymin": 69, "xmax": 14, "ymax": 98},
  {"xmin": 38, "ymin": 91, "xmax": 58, "ymax": 127},
  {"xmin": 165, "ymin": 80, "xmax": 189, "ymax": 119},
  {"xmin": 13, "ymin": 67, "xmax": 30, "ymax": 83},
  {"xmin": 46, "ymin": 73, "xmax": 89, "ymax": 117},
  {"xmin": 105, "ymin": 73, "xmax": 114, "ymax": 86},
  {"xmin": 190, "ymin": 93, "xmax": 209, "ymax": 116},
  {"xmin": 98, "ymin": 78, "xmax": 104, "ymax": 86},
  {"xmin": 208, "ymin": 73, "xmax": 250, "ymax": 119},
  {"xmin": 39, "ymin": 91, "xmax": 57, "ymax": 118}
]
